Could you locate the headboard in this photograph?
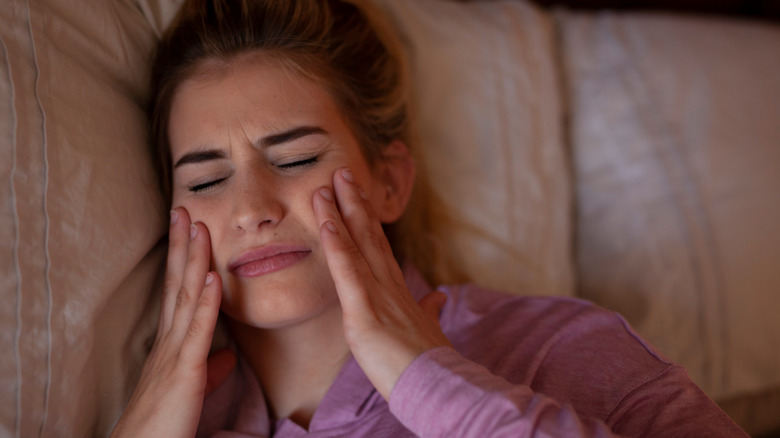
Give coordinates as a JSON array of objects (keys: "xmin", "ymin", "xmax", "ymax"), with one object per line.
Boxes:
[{"xmin": 531, "ymin": 0, "xmax": 780, "ymax": 21}]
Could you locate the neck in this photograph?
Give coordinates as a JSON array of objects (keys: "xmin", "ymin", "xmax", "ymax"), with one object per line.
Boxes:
[{"xmin": 227, "ymin": 302, "xmax": 350, "ymax": 429}]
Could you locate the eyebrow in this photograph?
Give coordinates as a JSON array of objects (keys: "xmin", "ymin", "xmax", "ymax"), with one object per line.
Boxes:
[
  {"xmin": 258, "ymin": 126, "xmax": 328, "ymax": 148},
  {"xmin": 173, "ymin": 149, "xmax": 227, "ymax": 168},
  {"xmin": 173, "ymin": 125, "xmax": 328, "ymax": 169}
]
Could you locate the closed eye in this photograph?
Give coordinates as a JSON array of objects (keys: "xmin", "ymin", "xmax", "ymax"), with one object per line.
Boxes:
[
  {"xmin": 189, "ymin": 177, "xmax": 228, "ymax": 193},
  {"xmin": 277, "ymin": 156, "xmax": 319, "ymax": 170}
]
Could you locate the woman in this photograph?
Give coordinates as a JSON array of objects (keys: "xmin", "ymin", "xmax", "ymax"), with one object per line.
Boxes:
[{"xmin": 112, "ymin": 0, "xmax": 746, "ymax": 436}]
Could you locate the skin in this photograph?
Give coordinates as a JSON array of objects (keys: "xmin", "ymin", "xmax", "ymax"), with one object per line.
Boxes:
[{"xmin": 111, "ymin": 57, "xmax": 451, "ymax": 436}]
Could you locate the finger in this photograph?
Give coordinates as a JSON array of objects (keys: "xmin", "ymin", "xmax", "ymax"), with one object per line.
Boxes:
[
  {"xmin": 204, "ymin": 347, "xmax": 237, "ymax": 396},
  {"xmin": 180, "ymin": 271, "xmax": 223, "ymax": 368},
  {"xmin": 331, "ymin": 168, "xmax": 398, "ymax": 282},
  {"xmin": 313, "ymin": 188, "xmax": 374, "ymax": 310},
  {"xmin": 159, "ymin": 207, "xmax": 192, "ymax": 334},
  {"xmin": 418, "ymin": 291, "xmax": 447, "ymax": 325},
  {"xmin": 169, "ymin": 221, "xmax": 213, "ymax": 340}
]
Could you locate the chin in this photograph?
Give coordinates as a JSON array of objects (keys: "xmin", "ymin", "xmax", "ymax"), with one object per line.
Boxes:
[{"xmin": 220, "ymin": 274, "xmax": 339, "ymax": 330}]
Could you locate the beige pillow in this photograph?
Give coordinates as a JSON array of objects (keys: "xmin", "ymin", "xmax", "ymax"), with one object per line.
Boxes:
[
  {"xmin": 374, "ymin": 0, "xmax": 574, "ymax": 297},
  {"xmin": 0, "ymin": 0, "xmax": 166, "ymax": 436},
  {"xmin": 559, "ymin": 11, "xmax": 780, "ymax": 400}
]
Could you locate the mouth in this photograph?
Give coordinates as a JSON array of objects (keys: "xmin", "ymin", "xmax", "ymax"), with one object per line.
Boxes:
[{"xmin": 229, "ymin": 245, "xmax": 311, "ymax": 278}]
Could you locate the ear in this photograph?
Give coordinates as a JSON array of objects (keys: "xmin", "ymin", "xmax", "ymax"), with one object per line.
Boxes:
[{"xmin": 371, "ymin": 140, "xmax": 416, "ymax": 224}]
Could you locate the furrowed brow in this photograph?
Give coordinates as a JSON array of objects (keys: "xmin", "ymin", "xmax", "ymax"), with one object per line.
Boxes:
[
  {"xmin": 173, "ymin": 126, "xmax": 326, "ymax": 168},
  {"xmin": 173, "ymin": 149, "xmax": 227, "ymax": 168},
  {"xmin": 259, "ymin": 126, "xmax": 328, "ymax": 148}
]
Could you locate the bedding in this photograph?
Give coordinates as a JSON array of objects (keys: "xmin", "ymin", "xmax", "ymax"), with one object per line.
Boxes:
[
  {"xmin": 558, "ymin": 10, "xmax": 780, "ymax": 402},
  {"xmin": 373, "ymin": 0, "xmax": 574, "ymax": 297},
  {"xmin": 1, "ymin": 1, "xmax": 166, "ymax": 435}
]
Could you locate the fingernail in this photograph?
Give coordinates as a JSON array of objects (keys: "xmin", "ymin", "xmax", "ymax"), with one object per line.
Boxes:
[
  {"xmin": 358, "ymin": 188, "xmax": 369, "ymax": 200},
  {"xmin": 342, "ymin": 168, "xmax": 354, "ymax": 183},
  {"xmin": 324, "ymin": 221, "xmax": 338, "ymax": 233},
  {"xmin": 190, "ymin": 223, "xmax": 198, "ymax": 240},
  {"xmin": 170, "ymin": 209, "xmax": 178, "ymax": 225},
  {"xmin": 320, "ymin": 187, "xmax": 333, "ymax": 201},
  {"xmin": 205, "ymin": 272, "xmax": 214, "ymax": 286}
]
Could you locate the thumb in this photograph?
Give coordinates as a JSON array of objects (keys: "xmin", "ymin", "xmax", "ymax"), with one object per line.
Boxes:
[
  {"xmin": 418, "ymin": 291, "xmax": 447, "ymax": 325},
  {"xmin": 205, "ymin": 348, "xmax": 237, "ymax": 396}
]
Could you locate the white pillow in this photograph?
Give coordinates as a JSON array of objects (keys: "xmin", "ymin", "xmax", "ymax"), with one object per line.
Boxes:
[
  {"xmin": 373, "ymin": 0, "xmax": 574, "ymax": 297},
  {"xmin": 559, "ymin": 11, "xmax": 780, "ymax": 400},
  {"xmin": 0, "ymin": 1, "xmax": 166, "ymax": 436}
]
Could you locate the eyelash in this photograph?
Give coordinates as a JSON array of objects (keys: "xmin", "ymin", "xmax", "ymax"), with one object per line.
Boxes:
[
  {"xmin": 276, "ymin": 156, "xmax": 319, "ymax": 170},
  {"xmin": 189, "ymin": 177, "xmax": 227, "ymax": 193},
  {"xmin": 187, "ymin": 156, "xmax": 320, "ymax": 193}
]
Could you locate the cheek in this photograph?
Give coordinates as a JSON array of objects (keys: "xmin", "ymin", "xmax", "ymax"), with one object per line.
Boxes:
[
  {"xmin": 173, "ymin": 198, "xmax": 228, "ymax": 263},
  {"xmin": 172, "ymin": 197, "xmax": 224, "ymax": 230}
]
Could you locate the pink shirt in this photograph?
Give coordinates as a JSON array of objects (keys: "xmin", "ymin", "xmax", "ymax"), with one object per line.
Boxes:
[{"xmin": 198, "ymin": 269, "xmax": 746, "ymax": 437}]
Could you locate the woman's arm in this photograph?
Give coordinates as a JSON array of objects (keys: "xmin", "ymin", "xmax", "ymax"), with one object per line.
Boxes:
[
  {"xmin": 390, "ymin": 346, "xmax": 746, "ymax": 437},
  {"xmin": 313, "ymin": 167, "xmax": 748, "ymax": 438}
]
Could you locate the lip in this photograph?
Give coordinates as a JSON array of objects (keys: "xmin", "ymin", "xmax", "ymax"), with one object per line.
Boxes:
[{"xmin": 229, "ymin": 244, "xmax": 312, "ymax": 278}]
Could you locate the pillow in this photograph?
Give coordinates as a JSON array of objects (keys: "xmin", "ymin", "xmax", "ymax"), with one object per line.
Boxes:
[
  {"xmin": 0, "ymin": 1, "xmax": 166, "ymax": 436},
  {"xmin": 373, "ymin": 0, "xmax": 574, "ymax": 297},
  {"xmin": 559, "ymin": 10, "xmax": 780, "ymax": 400}
]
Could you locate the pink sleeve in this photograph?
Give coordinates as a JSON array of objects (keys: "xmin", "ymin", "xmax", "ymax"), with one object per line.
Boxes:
[
  {"xmin": 388, "ymin": 347, "xmax": 746, "ymax": 438},
  {"xmin": 389, "ymin": 346, "xmax": 622, "ymax": 437}
]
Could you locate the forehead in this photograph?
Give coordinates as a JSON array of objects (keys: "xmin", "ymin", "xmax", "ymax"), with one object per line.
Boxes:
[
  {"xmin": 172, "ymin": 57, "xmax": 335, "ymax": 123},
  {"xmin": 167, "ymin": 58, "xmax": 352, "ymax": 157}
]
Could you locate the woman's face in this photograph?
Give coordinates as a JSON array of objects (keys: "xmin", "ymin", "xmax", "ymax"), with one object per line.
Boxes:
[{"xmin": 168, "ymin": 59, "xmax": 391, "ymax": 329}]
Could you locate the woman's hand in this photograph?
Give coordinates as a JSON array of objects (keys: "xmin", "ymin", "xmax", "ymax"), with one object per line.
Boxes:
[
  {"xmin": 111, "ymin": 208, "xmax": 232, "ymax": 437},
  {"xmin": 312, "ymin": 168, "xmax": 452, "ymax": 400}
]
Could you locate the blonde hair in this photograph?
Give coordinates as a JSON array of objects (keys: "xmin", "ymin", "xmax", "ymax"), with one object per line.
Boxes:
[{"xmin": 150, "ymin": 0, "xmax": 465, "ymax": 286}]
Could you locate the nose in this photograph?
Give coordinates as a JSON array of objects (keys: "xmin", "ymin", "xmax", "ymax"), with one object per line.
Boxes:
[{"xmin": 231, "ymin": 168, "xmax": 284, "ymax": 232}]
